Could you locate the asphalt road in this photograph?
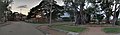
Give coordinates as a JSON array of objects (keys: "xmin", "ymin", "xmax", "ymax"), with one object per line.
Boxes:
[{"xmin": 0, "ymin": 21, "xmax": 44, "ymax": 35}]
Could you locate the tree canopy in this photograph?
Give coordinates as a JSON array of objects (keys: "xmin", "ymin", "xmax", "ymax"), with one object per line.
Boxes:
[
  {"xmin": 27, "ymin": 0, "xmax": 120, "ymax": 25},
  {"xmin": 27, "ymin": 0, "xmax": 64, "ymax": 20},
  {"xmin": 0, "ymin": 0, "xmax": 13, "ymax": 22},
  {"xmin": 63, "ymin": 0, "xmax": 120, "ymax": 25}
]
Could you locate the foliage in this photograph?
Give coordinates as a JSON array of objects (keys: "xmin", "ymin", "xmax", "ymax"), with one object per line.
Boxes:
[
  {"xmin": 27, "ymin": 0, "xmax": 64, "ymax": 20},
  {"xmin": 63, "ymin": 0, "xmax": 120, "ymax": 25},
  {"xmin": 103, "ymin": 28, "xmax": 120, "ymax": 33},
  {"xmin": 0, "ymin": 0, "xmax": 13, "ymax": 22},
  {"xmin": 28, "ymin": 0, "xmax": 120, "ymax": 25},
  {"xmin": 0, "ymin": 0, "xmax": 13, "ymax": 12}
]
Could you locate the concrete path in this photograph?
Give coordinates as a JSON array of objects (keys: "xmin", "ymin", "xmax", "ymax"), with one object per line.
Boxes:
[{"xmin": 0, "ymin": 21, "xmax": 44, "ymax": 35}]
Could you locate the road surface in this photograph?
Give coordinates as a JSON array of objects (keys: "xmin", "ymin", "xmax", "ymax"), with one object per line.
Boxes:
[{"xmin": 0, "ymin": 21, "xmax": 44, "ymax": 35}]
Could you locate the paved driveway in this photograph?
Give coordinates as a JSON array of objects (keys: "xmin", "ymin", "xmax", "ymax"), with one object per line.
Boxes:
[{"xmin": 0, "ymin": 21, "xmax": 44, "ymax": 35}]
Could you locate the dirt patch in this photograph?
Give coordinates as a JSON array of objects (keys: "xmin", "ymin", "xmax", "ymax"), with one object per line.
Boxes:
[
  {"xmin": 80, "ymin": 27, "xmax": 120, "ymax": 35},
  {"xmin": 80, "ymin": 27, "xmax": 107, "ymax": 35},
  {"xmin": 37, "ymin": 26, "xmax": 66, "ymax": 35}
]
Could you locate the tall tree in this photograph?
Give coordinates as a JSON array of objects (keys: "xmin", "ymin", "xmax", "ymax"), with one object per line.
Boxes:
[
  {"xmin": 27, "ymin": 0, "xmax": 64, "ymax": 21},
  {"xmin": 63, "ymin": 0, "xmax": 86, "ymax": 25},
  {"xmin": 63, "ymin": 0, "xmax": 78, "ymax": 22},
  {"xmin": 112, "ymin": 0, "xmax": 120, "ymax": 25},
  {"xmin": 0, "ymin": 0, "xmax": 13, "ymax": 22}
]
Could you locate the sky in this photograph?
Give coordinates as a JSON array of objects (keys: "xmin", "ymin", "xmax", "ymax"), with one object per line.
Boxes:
[{"xmin": 11, "ymin": 0, "xmax": 64, "ymax": 15}]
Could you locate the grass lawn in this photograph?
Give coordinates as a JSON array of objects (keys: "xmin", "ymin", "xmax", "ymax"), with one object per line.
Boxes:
[
  {"xmin": 51, "ymin": 25, "xmax": 86, "ymax": 32},
  {"xmin": 103, "ymin": 28, "xmax": 120, "ymax": 33}
]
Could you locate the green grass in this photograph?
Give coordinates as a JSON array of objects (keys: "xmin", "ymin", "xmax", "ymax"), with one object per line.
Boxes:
[
  {"xmin": 103, "ymin": 28, "xmax": 120, "ymax": 33},
  {"xmin": 51, "ymin": 25, "xmax": 86, "ymax": 32}
]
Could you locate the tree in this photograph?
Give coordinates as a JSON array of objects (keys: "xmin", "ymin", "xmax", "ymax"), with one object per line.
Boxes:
[
  {"xmin": 0, "ymin": 0, "xmax": 13, "ymax": 23},
  {"xmin": 27, "ymin": 0, "xmax": 64, "ymax": 22},
  {"xmin": 63, "ymin": 0, "xmax": 118, "ymax": 25},
  {"xmin": 80, "ymin": 0, "xmax": 120, "ymax": 25},
  {"xmin": 63, "ymin": 0, "xmax": 77, "ymax": 22},
  {"xmin": 98, "ymin": 0, "xmax": 113, "ymax": 24},
  {"xmin": 63, "ymin": 0, "xmax": 86, "ymax": 25},
  {"xmin": 112, "ymin": 0, "xmax": 120, "ymax": 25},
  {"xmin": 27, "ymin": 0, "xmax": 120, "ymax": 26}
]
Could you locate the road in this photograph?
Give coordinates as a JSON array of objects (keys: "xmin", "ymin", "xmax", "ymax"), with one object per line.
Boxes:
[{"xmin": 0, "ymin": 21, "xmax": 44, "ymax": 35}]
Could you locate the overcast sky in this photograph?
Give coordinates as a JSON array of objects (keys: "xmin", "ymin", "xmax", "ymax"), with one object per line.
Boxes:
[{"xmin": 11, "ymin": 0, "xmax": 64, "ymax": 15}]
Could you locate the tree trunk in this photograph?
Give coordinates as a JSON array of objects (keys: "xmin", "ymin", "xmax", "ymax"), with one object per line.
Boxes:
[
  {"xmin": 86, "ymin": 14, "xmax": 91, "ymax": 23},
  {"xmin": 105, "ymin": 12, "xmax": 110, "ymax": 24},
  {"xmin": 113, "ymin": 12, "xmax": 117, "ymax": 26},
  {"xmin": 75, "ymin": 3, "xmax": 85, "ymax": 25},
  {"xmin": 112, "ymin": 4, "xmax": 119, "ymax": 26},
  {"xmin": 113, "ymin": 11, "xmax": 120, "ymax": 25}
]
